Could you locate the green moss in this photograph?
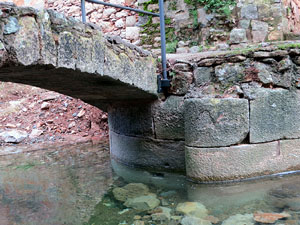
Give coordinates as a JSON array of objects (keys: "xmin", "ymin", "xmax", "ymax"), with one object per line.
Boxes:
[
  {"xmin": 228, "ymin": 47, "xmax": 257, "ymax": 56},
  {"xmin": 277, "ymin": 43, "xmax": 300, "ymax": 50}
]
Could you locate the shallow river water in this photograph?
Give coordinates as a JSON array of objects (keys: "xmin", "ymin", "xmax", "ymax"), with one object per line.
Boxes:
[{"xmin": 0, "ymin": 142, "xmax": 299, "ymax": 225}]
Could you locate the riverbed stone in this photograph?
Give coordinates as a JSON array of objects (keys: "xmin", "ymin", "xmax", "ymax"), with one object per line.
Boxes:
[
  {"xmin": 184, "ymin": 98, "xmax": 249, "ymax": 147},
  {"xmin": 151, "ymin": 207, "xmax": 171, "ymax": 221},
  {"xmin": 176, "ymin": 202, "xmax": 208, "ymax": 219},
  {"xmin": 222, "ymin": 214, "xmax": 254, "ymax": 225},
  {"xmin": 186, "ymin": 139, "xmax": 300, "ymax": 182},
  {"xmin": 124, "ymin": 194, "xmax": 160, "ymax": 211},
  {"xmin": 152, "ymin": 96, "xmax": 184, "ymax": 140},
  {"xmin": 112, "ymin": 183, "xmax": 149, "ymax": 202},
  {"xmin": 181, "ymin": 216, "xmax": 212, "ymax": 225},
  {"xmin": 250, "ymin": 89, "xmax": 300, "ymax": 143}
]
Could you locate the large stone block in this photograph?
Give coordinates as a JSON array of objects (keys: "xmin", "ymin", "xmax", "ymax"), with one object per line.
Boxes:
[
  {"xmin": 186, "ymin": 139, "xmax": 300, "ymax": 182},
  {"xmin": 184, "ymin": 98, "xmax": 249, "ymax": 147},
  {"xmin": 152, "ymin": 96, "xmax": 185, "ymax": 140},
  {"xmin": 215, "ymin": 63, "xmax": 245, "ymax": 86},
  {"xmin": 250, "ymin": 89, "xmax": 300, "ymax": 143},
  {"xmin": 108, "ymin": 103, "xmax": 153, "ymax": 137},
  {"xmin": 110, "ymin": 131, "xmax": 185, "ymax": 172}
]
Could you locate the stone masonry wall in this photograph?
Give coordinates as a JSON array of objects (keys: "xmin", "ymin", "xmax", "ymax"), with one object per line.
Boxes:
[
  {"xmin": 165, "ymin": 41, "xmax": 300, "ymax": 181},
  {"xmin": 284, "ymin": 0, "xmax": 300, "ymax": 33},
  {"xmin": 9, "ymin": 0, "xmax": 300, "ymax": 55}
]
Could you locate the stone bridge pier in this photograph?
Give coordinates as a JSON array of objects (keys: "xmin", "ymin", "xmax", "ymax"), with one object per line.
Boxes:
[{"xmin": 1, "ymin": 3, "xmax": 300, "ymax": 183}]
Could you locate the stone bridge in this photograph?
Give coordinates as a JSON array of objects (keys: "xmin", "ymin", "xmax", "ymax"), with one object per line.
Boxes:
[
  {"xmin": 0, "ymin": 3, "xmax": 157, "ymax": 110},
  {"xmin": 1, "ymin": 3, "xmax": 300, "ymax": 183}
]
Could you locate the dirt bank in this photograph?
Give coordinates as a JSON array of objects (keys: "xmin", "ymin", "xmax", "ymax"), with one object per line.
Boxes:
[{"xmin": 0, "ymin": 82, "xmax": 108, "ymax": 146}]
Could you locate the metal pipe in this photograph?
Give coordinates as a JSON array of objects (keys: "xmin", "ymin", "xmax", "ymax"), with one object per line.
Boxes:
[
  {"xmin": 158, "ymin": 0, "xmax": 169, "ymax": 86},
  {"xmin": 81, "ymin": 0, "xmax": 87, "ymax": 23},
  {"xmin": 86, "ymin": 0, "xmax": 160, "ymax": 17}
]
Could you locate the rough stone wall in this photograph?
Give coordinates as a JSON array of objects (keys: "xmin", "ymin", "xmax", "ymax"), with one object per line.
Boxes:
[
  {"xmin": 9, "ymin": 0, "xmax": 300, "ymax": 54},
  {"xmin": 109, "ymin": 41, "xmax": 300, "ymax": 181},
  {"xmin": 283, "ymin": 0, "xmax": 300, "ymax": 33},
  {"xmin": 45, "ymin": 0, "xmax": 141, "ymax": 44},
  {"xmin": 2, "ymin": 0, "xmax": 44, "ymax": 9},
  {"xmin": 165, "ymin": 41, "xmax": 300, "ymax": 181}
]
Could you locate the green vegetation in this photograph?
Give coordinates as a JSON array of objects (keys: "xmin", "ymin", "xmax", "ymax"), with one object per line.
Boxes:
[
  {"xmin": 184, "ymin": 0, "xmax": 236, "ymax": 16},
  {"xmin": 277, "ymin": 43, "xmax": 300, "ymax": 50},
  {"xmin": 13, "ymin": 162, "xmax": 37, "ymax": 170},
  {"xmin": 166, "ymin": 41, "xmax": 178, "ymax": 53}
]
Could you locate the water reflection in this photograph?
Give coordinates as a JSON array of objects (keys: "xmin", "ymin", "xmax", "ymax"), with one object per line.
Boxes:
[
  {"xmin": 0, "ymin": 142, "xmax": 299, "ymax": 225},
  {"xmin": 0, "ymin": 142, "xmax": 112, "ymax": 225}
]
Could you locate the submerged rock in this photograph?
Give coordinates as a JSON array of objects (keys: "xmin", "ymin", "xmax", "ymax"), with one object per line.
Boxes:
[
  {"xmin": 124, "ymin": 194, "xmax": 160, "ymax": 211},
  {"xmin": 151, "ymin": 206, "xmax": 171, "ymax": 221},
  {"xmin": 222, "ymin": 214, "xmax": 254, "ymax": 225},
  {"xmin": 181, "ymin": 216, "xmax": 212, "ymax": 225},
  {"xmin": 253, "ymin": 212, "xmax": 290, "ymax": 224},
  {"xmin": 268, "ymin": 181, "xmax": 300, "ymax": 211},
  {"xmin": 176, "ymin": 202, "xmax": 208, "ymax": 219},
  {"xmin": 112, "ymin": 183, "xmax": 149, "ymax": 202}
]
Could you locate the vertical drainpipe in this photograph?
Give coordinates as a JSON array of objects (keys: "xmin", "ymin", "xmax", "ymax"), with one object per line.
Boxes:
[
  {"xmin": 158, "ymin": 0, "xmax": 170, "ymax": 92},
  {"xmin": 81, "ymin": 0, "xmax": 87, "ymax": 23}
]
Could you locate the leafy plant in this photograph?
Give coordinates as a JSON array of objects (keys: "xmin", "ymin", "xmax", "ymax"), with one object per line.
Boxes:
[
  {"xmin": 185, "ymin": 0, "xmax": 236, "ymax": 16},
  {"xmin": 166, "ymin": 41, "xmax": 178, "ymax": 53}
]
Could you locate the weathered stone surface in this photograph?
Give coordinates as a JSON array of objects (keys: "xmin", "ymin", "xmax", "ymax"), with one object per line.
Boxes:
[
  {"xmin": 272, "ymin": 57, "xmax": 296, "ymax": 88},
  {"xmin": 230, "ymin": 28, "xmax": 247, "ymax": 44},
  {"xmin": 250, "ymin": 89, "xmax": 300, "ymax": 143},
  {"xmin": 108, "ymin": 103, "xmax": 153, "ymax": 137},
  {"xmin": 194, "ymin": 67, "xmax": 213, "ymax": 85},
  {"xmin": 215, "ymin": 63, "xmax": 245, "ymax": 86},
  {"xmin": 151, "ymin": 207, "xmax": 171, "ymax": 221},
  {"xmin": 241, "ymin": 4, "xmax": 258, "ymax": 20},
  {"xmin": 197, "ymin": 8, "xmax": 208, "ymax": 27},
  {"xmin": 181, "ymin": 216, "xmax": 212, "ymax": 225},
  {"xmin": 176, "ymin": 202, "xmax": 208, "ymax": 219},
  {"xmin": 169, "ymin": 71, "xmax": 193, "ymax": 95},
  {"xmin": 124, "ymin": 194, "xmax": 160, "ymax": 211},
  {"xmin": 253, "ymin": 62, "xmax": 274, "ymax": 84},
  {"xmin": 110, "ymin": 131, "xmax": 185, "ymax": 171},
  {"xmin": 222, "ymin": 214, "xmax": 254, "ymax": 225},
  {"xmin": 4, "ymin": 16, "xmax": 40, "ymax": 66},
  {"xmin": 152, "ymin": 96, "xmax": 184, "ymax": 140},
  {"xmin": 185, "ymin": 98, "xmax": 249, "ymax": 147},
  {"xmin": 239, "ymin": 19, "xmax": 250, "ymax": 29},
  {"xmin": 0, "ymin": 4, "xmax": 157, "ymax": 107},
  {"xmin": 0, "ymin": 130, "xmax": 28, "ymax": 143},
  {"xmin": 251, "ymin": 20, "xmax": 268, "ymax": 43},
  {"xmin": 3, "ymin": 16, "xmax": 20, "ymax": 34},
  {"xmin": 186, "ymin": 139, "xmax": 300, "ymax": 182},
  {"xmin": 112, "ymin": 183, "xmax": 149, "ymax": 202}
]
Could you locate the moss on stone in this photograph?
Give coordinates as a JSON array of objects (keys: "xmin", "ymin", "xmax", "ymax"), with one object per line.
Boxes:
[{"xmin": 277, "ymin": 43, "xmax": 300, "ymax": 50}]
